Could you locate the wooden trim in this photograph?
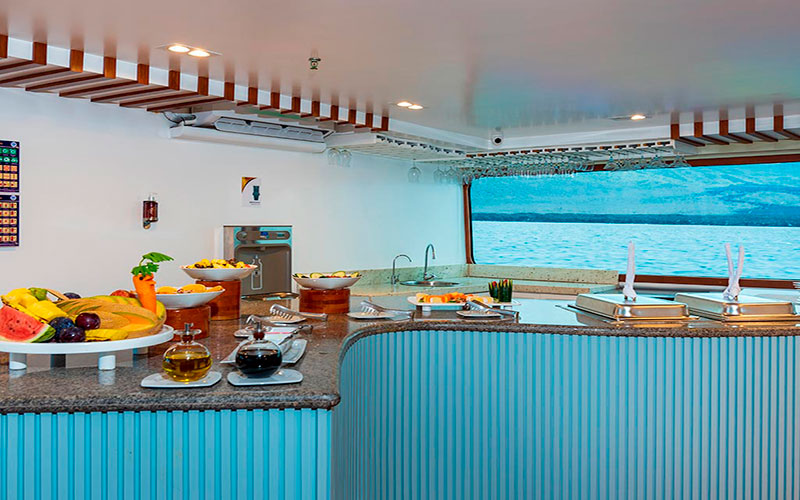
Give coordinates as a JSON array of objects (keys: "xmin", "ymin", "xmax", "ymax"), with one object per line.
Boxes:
[
  {"xmin": 773, "ymin": 104, "xmax": 800, "ymax": 140},
  {"xmin": 223, "ymin": 82, "xmax": 235, "ymax": 101},
  {"xmin": 364, "ymin": 112, "xmax": 374, "ymax": 129},
  {"xmin": 270, "ymin": 91, "xmax": 280, "ymax": 109},
  {"xmin": 247, "ymin": 87, "xmax": 258, "ymax": 105},
  {"xmin": 310, "ymin": 100, "xmax": 320, "ymax": 118},
  {"xmin": 348, "ymin": 109, "xmax": 357, "ymax": 125},
  {"xmin": 0, "ymin": 34, "xmax": 7, "ymax": 59},
  {"xmin": 167, "ymin": 70, "xmax": 180, "ymax": 90},
  {"xmin": 136, "ymin": 64, "xmax": 149, "ymax": 85},
  {"xmin": 31, "ymin": 42, "xmax": 47, "ymax": 65},
  {"xmin": 59, "ymin": 80, "xmax": 137, "ymax": 98},
  {"xmin": 27, "ymin": 73, "xmax": 104, "ymax": 92},
  {"xmin": 380, "ymin": 115, "xmax": 389, "ymax": 131},
  {"xmin": 718, "ymin": 109, "xmax": 752, "ymax": 144},
  {"xmin": 688, "ymin": 153, "xmax": 800, "ymax": 167},
  {"xmin": 146, "ymin": 96, "xmax": 225, "ymax": 113},
  {"xmin": 744, "ymin": 105, "xmax": 778, "ymax": 142},
  {"xmin": 197, "ymin": 76, "xmax": 209, "ymax": 96},
  {"xmin": 0, "ymin": 67, "xmax": 70, "ymax": 86},
  {"xmin": 0, "ymin": 61, "xmax": 40, "ymax": 75},
  {"xmin": 693, "ymin": 111, "xmax": 728, "ymax": 145},
  {"xmin": 463, "ymin": 183, "xmax": 476, "ymax": 264},
  {"xmin": 621, "ymin": 274, "xmax": 795, "ymax": 289},
  {"xmin": 119, "ymin": 91, "xmax": 195, "ymax": 108},
  {"xmin": 90, "ymin": 86, "xmax": 165, "ymax": 103},
  {"xmin": 671, "ymin": 112, "xmax": 704, "ymax": 147},
  {"xmin": 103, "ymin": 57, "xmax": 116, "ymax": 79},
  {"xmin": 69, "ymin": 50, "xmax": 83, "ymax": 72}
]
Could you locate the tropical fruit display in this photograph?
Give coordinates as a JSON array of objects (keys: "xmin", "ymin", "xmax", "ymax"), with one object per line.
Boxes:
[{"xmin": 0, "ymin": 288, "xmax": 165, "ymax": 343}]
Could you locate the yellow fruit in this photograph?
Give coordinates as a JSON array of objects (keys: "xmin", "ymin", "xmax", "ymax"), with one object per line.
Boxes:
[
  {"xmin": 19, "ymin": 294, "xmax": 39, "ymax": 308},
  {"xmin": 157, "ymin": 286, "xmax": 178, "ymax": 294},
  {"xmin": 179, "ymin": 284, "xmax": 206, "ymax": 293},
  {"xmin": 27, "ymin": 301, "xmax": 67, "ymax": 321},
  {"xmin": 86, "ymin": 329, "xmax": 128, "ymax": 341}
]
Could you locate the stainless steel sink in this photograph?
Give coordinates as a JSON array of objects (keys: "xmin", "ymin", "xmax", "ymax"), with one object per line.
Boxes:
[{"xmin": 400, "ymin": 280, "xmax": 460, "ymax": 287}]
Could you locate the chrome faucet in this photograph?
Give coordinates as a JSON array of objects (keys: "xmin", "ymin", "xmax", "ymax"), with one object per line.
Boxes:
[
  {"xmin": 391, "ymin": 254, "xmax": 412, "ymax": 285},
  {"xmin": 423, "ymin": 243, "xmax": 436, "ymax": 281}
]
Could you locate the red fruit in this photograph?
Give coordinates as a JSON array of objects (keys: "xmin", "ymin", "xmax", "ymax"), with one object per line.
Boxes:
[{"xmin": 110, "ymin": 290, "xmax": 133, "ymax": 298}]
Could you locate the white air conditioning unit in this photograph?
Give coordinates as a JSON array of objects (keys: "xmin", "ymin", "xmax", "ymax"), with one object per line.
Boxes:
[{"xmin": 166, "ymin": 111, "xmax": 331, "ymax": 153}]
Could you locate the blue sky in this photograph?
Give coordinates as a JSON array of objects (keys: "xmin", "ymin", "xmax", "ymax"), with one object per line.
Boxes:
[{"xmin": 471, "ymin": 163, "xmax": 800, "ymax": 220}]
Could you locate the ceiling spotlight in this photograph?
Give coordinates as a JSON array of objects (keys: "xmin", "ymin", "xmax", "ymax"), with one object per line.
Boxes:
[
  {"xmin": 630, "ymin": 114, "xmax": 647, "ymax": 121},
  {"xmin": 397, "ymin": 101, "xmax": 412, "ymax": 107},
  {"xmin": 168, "ymin": 44, "xmax": 191, "ymax": 53},
  {"xmin": 188, "ymin": 49, "xmax": 211, "ymax": 58},
  {"xmin": 408, "ymin": 104, "xmax": 424, "ymax": 110}
]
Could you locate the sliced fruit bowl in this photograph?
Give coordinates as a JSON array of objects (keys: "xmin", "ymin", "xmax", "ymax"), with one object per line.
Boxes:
[
  {"xmin": 293, "ymin": 271, "xmax": 361, "ymax": 290},
  {"xmin": 153, "ymin": 290, "xmax": 224, "ymax": 309},
  {"xmin": 181, "ymin": 265, "xmax": 256, "ymax": 281}
]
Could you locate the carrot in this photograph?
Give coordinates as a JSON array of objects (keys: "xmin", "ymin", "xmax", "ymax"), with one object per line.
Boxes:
[{"xmin": 132, "ymin": 274, "xmax": 157, "ymax": 314}]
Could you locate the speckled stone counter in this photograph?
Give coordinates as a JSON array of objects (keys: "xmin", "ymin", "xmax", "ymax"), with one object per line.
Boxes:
[{"xmin": 0, "ymin": 295, "xmax": 798, "ymax": 414}]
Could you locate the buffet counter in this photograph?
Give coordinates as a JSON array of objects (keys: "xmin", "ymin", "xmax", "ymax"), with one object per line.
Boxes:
[{"xmin": 0, "ymin": 295, "xmax": 798, "ymax": 499}]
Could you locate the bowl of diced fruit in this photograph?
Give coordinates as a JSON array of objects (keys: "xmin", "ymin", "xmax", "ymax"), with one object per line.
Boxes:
[
  {"xmin": 181, "ymin": 259, "xmax": 256, "ymax": 281},
  {"xmin": 148, "ymin": 284, "xmax": 225, "ymax": 309},
  {"xmin": 293, "ymin": 271, "xmax": 361, "ymax": 290}
]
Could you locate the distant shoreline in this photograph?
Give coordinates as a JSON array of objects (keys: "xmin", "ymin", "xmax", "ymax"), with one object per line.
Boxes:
[{"xmin": 472, "ymin": 213, "xmax": 800, "ymax": 227}]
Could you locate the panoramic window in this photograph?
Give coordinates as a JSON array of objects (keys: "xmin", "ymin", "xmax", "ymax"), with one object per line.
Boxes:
[{"xmin": 470, "ymin": 162, "xmax": 800, "ymax": 280}]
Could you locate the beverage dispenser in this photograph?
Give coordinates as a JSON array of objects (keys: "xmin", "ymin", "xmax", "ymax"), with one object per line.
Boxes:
[{"xmin": 223, "ymin": 225, "xmax": 292, "ymax": 296}]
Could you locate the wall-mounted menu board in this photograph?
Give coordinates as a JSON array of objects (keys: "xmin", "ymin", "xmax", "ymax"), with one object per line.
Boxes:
[
  {"xmin": 0, "ymin": 141, "xmax": 20, "ymax": 192},
  {"xmin": 0, "ymin": 194, "xmax": 19, "ymax": 246},
  {"xmin": 0, "ymin": 140, "xmax": 19, "ymax": 247}
]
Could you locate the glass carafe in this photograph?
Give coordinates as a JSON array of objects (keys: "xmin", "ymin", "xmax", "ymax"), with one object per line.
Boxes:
[
  {"xmin": 163, "ymin": 323, "xmax": 212, "ymax": 382},
  {"xmin": 235, "ymin": 319, "xmax": 283, "ymax": 378}
]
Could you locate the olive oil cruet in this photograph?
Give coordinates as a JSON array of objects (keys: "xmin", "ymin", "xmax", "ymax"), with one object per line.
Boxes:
[{"xmin": 162, "ymin": 323, "xmax": 213, "ymax": 382}]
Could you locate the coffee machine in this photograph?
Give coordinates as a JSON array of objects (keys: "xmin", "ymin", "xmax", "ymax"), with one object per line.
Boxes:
[{"xmin": 223, "ymin": 225, "xmax": 292, "ymax": 297}]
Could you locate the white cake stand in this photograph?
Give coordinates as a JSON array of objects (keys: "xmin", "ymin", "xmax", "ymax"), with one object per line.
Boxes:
[{"xmin": 0, "ymin": 325, "xmax": 174, "ymax": 371}]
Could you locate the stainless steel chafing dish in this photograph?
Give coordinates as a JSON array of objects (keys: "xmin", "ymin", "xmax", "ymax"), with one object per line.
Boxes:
[
  {"xmin": 573, "ymin": 293, "xmax": 691, "ymax": 321},
  {"xmin": 673, "ymin": 292, "xmax": 799, "ymax": 322}
]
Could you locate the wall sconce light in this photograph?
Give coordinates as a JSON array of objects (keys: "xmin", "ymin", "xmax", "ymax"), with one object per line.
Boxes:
[{"xmin": 142, "ymin": 193, "xmax": 159, "ymax": 229}]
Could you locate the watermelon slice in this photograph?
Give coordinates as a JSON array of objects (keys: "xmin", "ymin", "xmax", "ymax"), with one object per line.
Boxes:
[{"xmin": 0, "ymin": 302, "xmax": 55, "ymax": 342}]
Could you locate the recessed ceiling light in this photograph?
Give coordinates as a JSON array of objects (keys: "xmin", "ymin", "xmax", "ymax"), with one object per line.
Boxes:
[
  {"xmin": 168, "ymin": 44, "xmax": 191, "ymax": 53},
  {"xmin": 188, "ymin": 49, "xmax": 210, "ymax": 58},
  {"xmin": 630, "ymin": 114, "xmax": 647, "ymax": 121},
  {"xmin": 408, "ymin": 104, "xmax": 424, "ymax": 110},
  {"xmin": 397, "ymin": 101, "xmax": 412, "ymax": 107}
]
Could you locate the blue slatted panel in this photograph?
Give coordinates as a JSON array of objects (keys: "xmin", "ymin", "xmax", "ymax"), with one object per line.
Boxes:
[
  {"xmin": 0, "ymin": 408, "xmax": 331, "ymax": 500},
  {"xmin": 333, "ymin": 330, "xmax": 800, "ymax": 500}
]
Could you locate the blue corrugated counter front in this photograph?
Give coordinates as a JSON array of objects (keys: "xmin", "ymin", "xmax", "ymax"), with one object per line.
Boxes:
[{"xmin": 334, "ymin": 328, "xmax": 800, "ymax": 500}]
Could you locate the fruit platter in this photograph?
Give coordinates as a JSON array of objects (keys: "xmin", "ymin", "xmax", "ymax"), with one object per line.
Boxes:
[
  {"xmin": 143, "ymin": 284, "xmax": 224, "ymax": 309},
  {"xmin": 407, "ymin": 292, "xmax": 520, "ymax": 310},
  {"xmin": 293, "ymin": 271, "xmax": 361, "ymax": 290},
  {"xmin": 181, "ymin": 259, "xmax": 256, "ymax": 281},
  {"xmin": 0, "ymin": 252, "xmax": 178, "ymax": 370}
]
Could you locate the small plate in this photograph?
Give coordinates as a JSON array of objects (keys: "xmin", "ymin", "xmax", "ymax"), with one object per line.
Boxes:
[
  {"xmin": 141, "ymin": 371, "xmax": 222, "ymax": 389},
  {"xmin": 227, "ymin": 368, "xmax": 303, "ymax": 386},
  {"xmin": 282, "ymin": 339, "xmax": 307, "ymax": 364},
  {"xmin": 347, "ymin": 311, "xmax": 396, "ymax": 320},
  {"xmin": 457, "ymin": 310, "xmax": 502, "ymax": 319}
]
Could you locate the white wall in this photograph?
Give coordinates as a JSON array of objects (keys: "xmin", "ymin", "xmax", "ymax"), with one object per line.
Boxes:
[{"xmin": 0, "ymin": 88, "xmax": 464, "ymax": 295}]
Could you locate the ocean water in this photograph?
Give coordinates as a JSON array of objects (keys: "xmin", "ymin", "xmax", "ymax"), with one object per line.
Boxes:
[{"xmin": 473, "ymin": 221, "xmax": 800, "ymax": 279}]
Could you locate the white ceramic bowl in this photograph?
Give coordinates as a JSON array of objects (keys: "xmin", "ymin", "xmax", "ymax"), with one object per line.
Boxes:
[
  {"xmin": 181, "ymin": 265, "xmax": 256, "ymax": 281},
  {"xmin": 293, "ymin": 276, "xmax": 361, "ymax": 290},
  {"xmin": 154, "ymin": 290, "xmax": 224, "ymax": 309}
]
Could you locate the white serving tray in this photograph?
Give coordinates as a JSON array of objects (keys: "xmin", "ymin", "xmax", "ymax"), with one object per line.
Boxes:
[
  {"xmin": 227, "ymin": 368, "xmax": 303, "ymax": 386},
  {"xmin": 0, "ymin": 325, "xmax": 174, "ymax": 371},
  {"xmin": 141, "ymin": 370, "xmax": 222, "ymax": 389}
]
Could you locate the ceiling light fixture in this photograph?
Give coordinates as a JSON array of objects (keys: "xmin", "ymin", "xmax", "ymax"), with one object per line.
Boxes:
[
  {"xmin": 188, "ymin": 49, "xmax": 210, "ymax": 58},
  {"xmin": 168, "ymin": 44, "xmax": 191, "ymax": 53},
  {"xmin": 397, "ymin": 101, "xmax": 412, "ymax": 107},
  {"xmin": 630, "ymin": 114, "xmax": 647, "ymax": 121},
  {"xmin": 408, "ymin": 104, "xmax": 424, "ymax": 110}
]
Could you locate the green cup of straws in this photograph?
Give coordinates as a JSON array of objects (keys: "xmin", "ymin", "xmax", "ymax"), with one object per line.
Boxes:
[{"xmin": 488, "ymin": 279, "xmax": 513, "ymax": 303}]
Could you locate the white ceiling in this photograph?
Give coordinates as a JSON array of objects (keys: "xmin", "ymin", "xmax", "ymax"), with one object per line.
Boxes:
[{"xmin": 2, "ymin": 0, "xmax": 800, "ymax": 139}]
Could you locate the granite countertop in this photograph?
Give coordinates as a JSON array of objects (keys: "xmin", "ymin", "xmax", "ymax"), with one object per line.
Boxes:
[
  {"xmin": 350, "ymin": 277, "xmax": 617, "ymax": 297},
  {"xmin": 1, "ymin": 295, "xmax": 798, "ymax": 415}
]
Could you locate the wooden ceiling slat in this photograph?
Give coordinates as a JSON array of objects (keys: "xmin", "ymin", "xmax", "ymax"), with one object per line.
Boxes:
[
  {"xmin": 91, "ymin": 86, "xmax": 165, "ymax": 103},
  {"xmin": 31, "ymin": 42, "xmax": 47, "ymax": 65},
  {"xmin": 146, "ymin": 96, "xmax": 226, "ymax": 113},
  {"xmin": 103, "ymin": 57, "xmax": 116, "ymax": 79},
  {"xmin": 1, "ymin": 35, "xmax": 9, "ymax": 59},
  {"xmin": 119, "ymin": 91, "xmax": 197, "ymax": 108},
  {"xmin": 0, "ymin": 61, "xmax": 41, "ymax": 75},
  {"xmin": 224, "ymin": 82, "xmax": 235, "ymax": 101},
  {"xmin": 692, "ymin": 113, "xmax": 728, "ymax": 145},
  {"xmin": 59, "ymin": 80, "xmax": 139, "ymax": 98},
  {"xmin": 772, "ymin": 104, "xmax": 800, "ymax": 140},
  {"xmin": 69, "ymin": 50, "xmax": 83, "ymax": 72},
  {"xmin": 0, "ymin": 67, "xmax": 71, "ymax": 86},
  {"xmin": 26, "ymin": 73, "xmax": 104, "ymax": 92},
  {"xmin": 197, "ymin": 76, "xmax": 209, "ymax": 96}
]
